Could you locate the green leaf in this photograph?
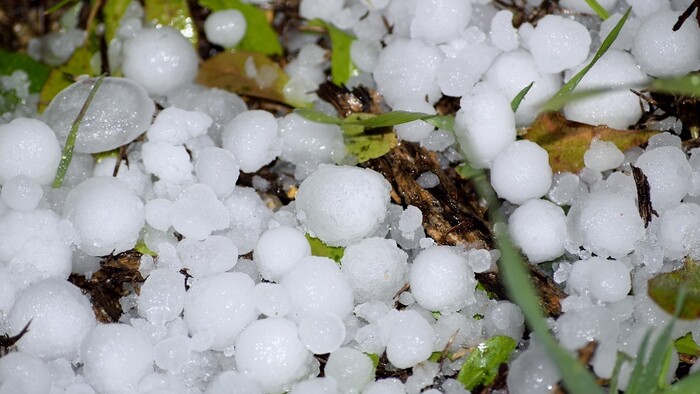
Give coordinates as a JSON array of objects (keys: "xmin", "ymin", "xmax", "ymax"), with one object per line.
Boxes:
[
  {"xmin": 305, "ymin": 234, "xmax": 344, "ymax": 263},
  {"xmin": 0, "ymin": 49, "xmax": 51, "ymax": 93},
  {"xmin": 308, "ymin": 19, "xmax": 358, "ymax": 85},
  {"xmin": 294, "ymin": 108, "xmax": 455, "ymax": 132},
  {"xmin": 53, "ymin": 75, "xmax": 105, "ymax": 189},
  {"xmin": 674, "ymin": 332, "xmax": 699, "ymax": 356},
  {"xmin": 511, "ymin": 81, "xmax": 534, "ymax": 113},
  {"xmin": 648, "ymin": 259, "xmax": 700, "ymax": 320},
  {"xmin": 145, "ymin": 0, "xmax": 198, "ymax": 45},
  {"xmin": 135, "ymin": 241, "xmax": 157, "ymax": 257},
  {"xmin": 295, "ymin": 108, "xmax": 344, "ymax": 125},
  {"xmin": 456, "ymin": 336, "xmax": 516, "ymax": 390},
  {"xmin": 39, "ymin": 45, "xmax": 99, "ymax": 112},
  {"xmin": 455, "ymin": 163, "xmax": 486, "ymax": 181},
  {"xmin": 663, "ymin": 370, "xmax": 700, "ymax": 393},
  {"xmin": 199, "ymin": 0, "xmax": 282, "ymax": 56},
  {"xmin": 584, "ymin": 0, "xmax": 611, "ymax": 20},
  {"xmin": 45, "ymin": 0, "xmax": 78, "ymax": 15},
  {"xmin": 366, "ymin": 353, "xmax": 380, "ymax": 369},
  {"xmin": 0, "ymin": 89, "xmax": 21, "ymax": 114},
  {"xmin": 345, "ymin": 129, "xmax": 398, "ymax": 163},
  {"xmin": 103, "ymin": 0, "xmax": 133, "ymax": 44},
  {"xmin": 542, "ymin": 7, "xmax": 631, "ymax": 112},
  {"xmin": 651, "ymin": 73, "xmax": 700, "ymax": 96}
]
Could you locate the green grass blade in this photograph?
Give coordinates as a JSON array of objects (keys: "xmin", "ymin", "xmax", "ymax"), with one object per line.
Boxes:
[
  {"xmin": 511, "ymin": 81, "xmax": 534, "ymax": 112},
  {"xmin": 45, "ymin": 0, "xmax": 77, "ymax": 15},
  {"xmin": 308, "ymin": 19, "xmax": 358, "ymax": 85},
  {"xmin": 52, "ymin": 75, "xmax": 105, "ymax": 189},
  {"xmin": 542, "ymin": 7, "xmax": 631, "ymax": 112},
  {"xmin": 609, "ymin": 352, "xmax": 633, "ymax": 394},
  {"xmin": 643, "ymin": 288, "xmax": 687, "ymax": 390},
  {"xmin": 662, "ymin": 370, "xmax": 700, "ymax": 393},
  {"xmin": 294, "ymin": 108, "xmax": 455, "ymax": 132},
  {"xmin": 651, "ymin": 73, "xmax": 700, "ymax": 96},
  {"xmin": 626, "ymin": 330, "xmax": 652, "ymax": 394},
  {"xmin": 584, "ymin": 0, "xmax": 611, "ymax": 19},
  {"xmin": 294, "ymin": 108, "xmax": 344, "ymax": 125}
]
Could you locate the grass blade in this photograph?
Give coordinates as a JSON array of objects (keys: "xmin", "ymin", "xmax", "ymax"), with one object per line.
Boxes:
[
  {"xmin": 294, "ymin": 108, "xmax": 344, "ymax": 125},
  {"xmin": 511, "ymin": 81, "xmax": 534, "ymax": 112},
  {"xmin": 626, "ymin": 330, "xmax": 652, "ymax": 394},
  {"xmin": 52, "ymin": 75, "xmax": 105, "ymax": 189},
  {"xmin": 651, "ymin": 73, "xmax": 700, "ymax": 96},
  {"xmin": 609, "ymin": 351, "xmax": 633, "ymax": 394},
  {"xmin": 584, "ymin": 0, "xmax": 611, "ymax": 19},
  {"xmin": 542, "ymin": 7, "xmax": 631, "ymax": 112},
  {"xmin": 663, "ymin": 370, "xmax": 700, "ymax": 393},
  {"xmin": 45, "ymin": 0, "xmax": 77, "ymax": 15},
  {"xmin": 294, "ymin": 108, "xmax": 456, "ymax": 132}
]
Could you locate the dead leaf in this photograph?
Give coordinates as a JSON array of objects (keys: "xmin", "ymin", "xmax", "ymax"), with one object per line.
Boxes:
[
  {"xmin": 523, "ymin": 112, "xmax": 658, "ymax": 173},
  {"xmin": 631, "ymin": 164, "xmax": 658, "ymax": 228}
]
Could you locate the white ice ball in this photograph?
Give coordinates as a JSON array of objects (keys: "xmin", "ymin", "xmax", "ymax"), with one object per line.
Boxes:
[
  {"xmin": 506, "ymin": 342, "xmax": 560, "ymax": 394},
  {"xmin": 392, "ymin": 99, "xmax": 436, "ymax": 142},
  {"xmin": 384, "ymin": 310, "xmax": 435, "ymax": 369},
  {"xmin": 583, "ymin": 139, "xmax": 625, "ymax": 172},
  {"xmin": 295, "ymin": 165, "xmax": 391, "ymax": 247},
  {"xmin": 177, "ymin": 235, "xmax": 239, "ymax": 277},
  {"xmin": 491, "ymin": 140, "xmax": 553, "ymax": 205},
  {"xmin": 205, "ymin": 371, "xmax": 263, "ymax": 394},
  {"xmin": 8, "ymin": 278, "xmax": 96, "ymax": 360},
  {"xmin": 568, "ymin": 256, "xmax": 631, "ymax": 303},
  {"xmin": 410, "ymin": 245, "xmax": 476, "ymax": 313},
  {"xmin": 254, "ymin": 226, "xmax": 311, "ymax": 282},
  {"xmin": 235, "ymin": 317, "xmax": 311, "ymax": 393},
  {"xmin": 324, "ymin": 347, "xmax": 375, "ymax": 393},
  {"xmin": 138, "ymin": 269, "xmax": 186, "ymax": 325},
  {"xmin": 204, "ymin": 9, "xmax": 247, "ymax": 48},
  {"xmin": 81, "ymin": 323, "xmax": 154, "ymax": 394},
  {"xmin": 341, "ymin": 237, "xmax": 408, "ymax": 303},
  {"xmin": 299, "ymin": 0, "xmax": 345, "ymax": 20},
  {"xmin": 64, "ymin": 176, "xmax": 144, "ymax": 256},
  {"xmin": 0, "ymin": 352, "xmax": 52, "ymax": 394},
  {"xmin": 483, "ymin": 300, "xmax": 525, "ymax": 341},
  {"xmin": 410, "ymin": 0, "xmax": 472, "ymax": 45},
  {"xmin": 490, "ymin": 10, "xmax": 519, "ymax": 51},
  {"xmin": 141, "ymin": 141, "xmax": 193, "ymax": 183},
  {"xmin": 436, "ymin": 42, "xmax": 502, "ymax": 98},
  {"xmin": 146, "ymin": 106, "xmax": 212, "ymax": 145},
  {"xmin": 1, "ymin": 175, "xmax": 43, "ymax": 212},
  {"xmin": 254, "ymin": 282, "xmax": 292, "ymax": 317},
  {"xmin": 122, "ymin": 26, "xmax": 198, "ymax": 96},
  {"xmin": 529, "ymin": 15, "xmax": 591, "ymax": 73},
  {"xmin": 184, "ymin": 272, "xmax": 257, "ymax": 351},
  {"xmin": 0, "ymin": 118, "xmax": 61, "ymax": 185},
  {"xmin": 171, "ymin": 183, "xmax": 230, "ymax": 240},
  {"xmin": 632, "ymin": 11, "xmax": 700, "ymax": 77},
  {"xmin": 222, "ymin": 110, "xmax": 281, "ymax": 173},
  {"xmin": 298, "ymin": 312, "xmax": 346, "ymax": 354},
  {"xmin": 658, "ymin": 203, "xmax": 700, "ymax": 260},
  {"xmin": 509, "ymin": 199, "xmax": 567, "ymax": 263},
  {"xmin": 195, "ymin": 147, "xmax": 240, "ymax": 198},
  {"xmin": 635, "ymin": 146, "xmax": 693, "ymax": 211}
]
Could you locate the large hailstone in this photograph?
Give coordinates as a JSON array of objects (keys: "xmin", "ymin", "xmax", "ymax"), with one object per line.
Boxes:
[
  {"xmin": 632, "ymin": 11, "xmax": 700, "ymax": 77},
  {"xmin": 341, "ymin": 237, "xmax": 408, "ymax": 303},
  {"xmin": 0, "ymin": 118, "xmax": 61, "ymax": 185},
  {"xmin": 528, "ymin": 15, "xmax": 591, "ymax": 74},
  {"xmin": 222, "ymin": 110, "xmax": 281, "ymax": 173},
  {"xmin": 409, "ymin": 0, "xmax": 471, "ymax": 45},
  {"xmin": 122, "ymin": 26, "xmax": 199, "ymax": 96},
  {"xmin": 509, "ymin": 199, "xmax": 567, "ymax": 263},
  {"xmin": 43, "ymin": 77, "xmax": 155, "ymax": 153},
  {"xmin": 634, "ymin": 146, "xmax": 693, "ymax": 212},
  {"xmin": 63, "ymin": 176, "xmax": 145, "ymax": 256},
  {"xmin": 295, "ymin": 165, "xmax": 391, "ymax": 247},
  {"xmin": 490, "ymin": 140, "xmax": 553, "ymax": 205}
]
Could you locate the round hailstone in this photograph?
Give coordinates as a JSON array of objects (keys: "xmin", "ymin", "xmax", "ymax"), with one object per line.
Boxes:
[
  {"xmin": 599, "ymin": 12, "xmax": 641, "ymax": 51},
  {"xmin": 81, "ymin": 323, "xmax": 154, "ymax": 393},
  {"xmin": 253, "ymin": 282, "xmax": 292, "ymax": 317},
  {"xmin": 177, "ymin": 235, "xmax": 239, "ymax": 277},
  {"xmin": 632, "ymin": 11, "xmax": 700, "ymax": 77},
  {"xmin": 295, "ymin": 165, "xmax": 391, "ymax": 247},
  {"xmin": 409, "ymin": 245, "xmax": 476, "ymax": 313},
  {"xmin": 183, "ymin": 272, "xmax": 257, "ymax": 351},
  {"xmin": 373, "ymin": 38, "xmax": 443, "ymax": 107},
  {"xmin": 63, "ymin": 176, "xmax": 145, "ymax": 256},
  {"xmin": 563, "ymin": 50, "xmax": 649, "ymax": 129},
  {"xmin": 222, "ymin": 110, "xmax": 281, "ymax": 173},
  {"xmin": 138, "ymin": 269, "xmax": 186, "ymax": 325},
  {"xmin": 43, "ymin": 77, "xmax": 154, "ymax": 153},
  {"xmin": 324, "ymin": 347, "xmax": 374, "ymax": 393},
  {"xmin": 299, "ymin": 0, "xmax": 344, "ymax": 20},
  {"xmin": 8, "ymin": 279, "xmax": 95, "ymax": 360},
  {"xmin": 282, "ymin": 256, "xmax": 354, "ymax": 320},
  {"xmin": 508, "ymin": 199, "xmax": 568, "ymax": 263},
  {"xmin": 0, "ymin": 352, "xmax": 51, "ymax": 393},
  {"xmin": 436, "ymin": 42, "xmax": 501, "ymax": 98},
  {"xmin": 205, "ymin": 371, "xmax": 263, "ymax": 394},
  {"xmin": 341, "ymin": 237, "xmax": 408, "ymax": 303},
  {"xmin": 583, "ymin": 139, "xmax": 625, "ymax": 172},
  {"xmin": 483, "ymin": 50, "xmax": 562, "ymax": 126},
  {"xmin": 195, "ymin": 147, "xmax": 239, "ymax": 198},
  {"xmin": 384, "ymin": 310, "xmax": 435, "ymax": 369},
  {"xmin": 122, "ymin": 26, "xmax": 198, "ymax": 97},
  {"xmin": 170, "ymin": 183, "xmax": 230, "ymax": 240},
  {"xmin": 146, "ymin": 106, "xmax": 212, "ymax": 145},
  {"xmin": 204, "ymin": 9, "xmax": 247, "ymax": 48},
  {"xmin": 254, "ymin": 226, "xmax": 311, "ymax": 282},
  {"xmin": 144, "ymin": 198, "xmax": 173, "ymax": 231},
  {"xmin": 1, "ymin": 175, "xmax": 43, "ymax": 212},
  {"xmin": 506, "ymin": 342, "xmax": 560, "ymax": 394},
  {"xmin": 490, "ymin": 140, "xmax": 553, "ymax": 205},
  {"xmin": 490, "ymin": 10, "xmax": 519, "ymax": 51},
  {"xmin": 0, "ymin": 118, "xmax": 61, "ymax": 185},
  {"xmin": 409, "ymin": 0, "xmax": 471, "ymax": 45},
  {"xmin": 483, "ymin": 301, "xmax": 525, "ymax": 341},
  {"xmin": 235, "ymin": 317, "xmax": 311, "ymax": 393},
  {"xmin": 350, "ymin": 39, "xmax": 381, "ymax": 72},
  {"xmin": 568, "ymin": 256, "xmax": 631, "ymax": 302},
  {"xmin": 556, "ymin": 307, "xmax": 617, "ymax": 351},
  {"xmin": 454, "ymin": 82, "xmax": 516, "ymax": 169},
  {"xmin": 658, "ymin": 203, "xmax": 700, "ymax": 260},
  {"xmin": 289, "ymin": 377, "xmax": 338, "ymax": 394},
  {"xmin": 298, "ymin": 312, "xmax": 346, "ymax": 354},
  {"xmin": 635, "ymin": 146, "xmax": 692, "ymax": 211},
  {"xmin": 141, "ymin": 141, "xmax": 194, "ymax": 183},
  {"xmin": 223, "ymin": 186, "xmax": 272, "ymax": 254},
  {"xmin": 567, "ymin": 190, "xmax": 645, "ymax": 258},
  {"xmin": 392, "ymin": 99, "xmax": 436, "ymax": 142},
  {"xmin": 363, "ymin": 378, "xmax": 406, "ymax": 394},
  {"xmin": 529, "ymin": 15, "xmax": 591, "ymax": 73}
]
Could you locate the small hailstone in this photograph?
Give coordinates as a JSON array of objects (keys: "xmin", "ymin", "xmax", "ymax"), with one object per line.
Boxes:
[
  {"xmin": 410, "ymin": 0, "xmax": 472, "ymax": 45},
  {"xmin": 81, "ymin": 323, "xmax": 154, "ymax": 393},
  {"xmin": 8, "ymin": 279, "xmax": 95, "ymax": 360},
  {"xmin": 1, "ymin": 175, "xmax": 43, "ymax": 212},
  {"xmin": 254, "ymin": 226, "xmax": 311, "ymax": 282},
  {"xmin": 299, "ymin": 0, "xmax": 344, "ymax": 20},
  {"xmin": 282, "ymin": 256, "xmax": 354, "ymax": 320},
  {"xmin": 295, "ymin": 165, "xmax": 391, "ymax": 247},
  {"xmin": 433, "ymin": 313, "xmax": 480, "ymax": 352},
  {"xmin": 153, "ymin": 335, "xmax": 190, "ymax": 373},
  {"xmin": 398, "ymin": 205, "xmax": 423, "ymax": 234},
  {"xmin": 170, "ymin": 183, "xmax": 230, "ymax": 240},
  {"xmin": 416, "ymin": 172, "xmax": 440, "ymax": 188},
  {"xmin": 354, "ymin": 301, "xmax": 391, "ymax": 323},
  {"xmin": 166, "ymin": 84, "xmax": 247, "ymax": 139},
  {"xmin": 93, "ymin": 158, "xmax": 149, "ymax": 197},
  {"xmin": 547, "ymin": 172, "xmax": 585, "ymax": 205},
  {"xmin": 392, "ymin": 99, "xmax": 436, "ymax": 142},
  {"xmin": 509, "ymin": 199, "xmax": 568, "ymax": 263},
  {"xmin": 632, "ymin": 11, "xmax": 700, "ymax": 77},
  {"xmin": 584, "ymin": 140, "xmax": 625, "ymax": 172},
  {"xmin": 144, "ymin": 198, "xmax": 173, "ymax": 232},
  {"xmin": 235, "ymin": 317, "xmax": 311, "ymax": 393},
  {"xmin": 436, "ymin": 42, "xmax": 501, "ymax": 97},
  {"xmin": 223, "ymin": 186, "xmax": 272, "ymax": 254},
  {"xmin": 454, "ymin": 82, "xmax": 516, "ymax": 168},
  {"xmin": 658, "ymin": 203, "xmax": 700, "ymax": 260},
  {"xmin": 138, "ymin": 269, "xmax": 186, "ymax": 325},
  {"xmin": 406, "ymin": 361, "xmax": 440, "ymax": 393},
  {"xmin": 141, "ymin": 141, "xmax": 194, "ymax": 183},
  {"xmin": 568, "ymin": 256, "xmax": 631, "ymax": 302},
  {"xmin": 204, "ymin": 9, "xmax": 247, "ymax": 48},
  {"xmin": 325, "ymin": 347, "xmax": 375, "ymax": 393},
  {"xmin": 399, "ymin": 291, "xmax": 415, "ymax": 306},
  {"xmin": 483, "ymin": 301, "xmax": 525, "ymax": 341},
  {"xmin": 363, "ymin": 378, "xmax": 406, "ymax": 394},
  {"xmin": 222, "ymin": 110, "xmax": 281, "ymax": 173},
  {"xmin": 147, "ymin": 107, "xmax": 211, "ymax": 146},
  {"xmin": 43, "ymin": 77, "xmax": 155, "ymax": 153},
  {"xmin": 0, "ymin": 118, "xmax": 61, "ymax": 185},
  {"xmin": 122, "ymin": 27, "xmax": 198, "ymax": 96},
  {"xmin": 64, "ymin": 176, "xmax": 144, "ymax": 256},
  {"xmin": 205, "ymin": 371, "xmax": 263, "ymax": 394},
  {"xmin": 183, "ymin": 272, "xmax": 257, "ymax": 351},
  {"xmin": 647, "ymin": 132, "xmax": 683, "ymax": 150},
  {"xmin": 0, "ymin": 352, "xmax": 52, "ymax": 393},
  {"xmin": 341, "ymin": 237, "xmax": 408, "ymax": 303},
  {"xmin": 373, "ymin": 38, "xmax": 443, "ymax": 107},
  {"xmin": 506, "ymin": 341, "xmax": 560, "ymax": 394},
  {"xmin": 383, "ymin": 309, "xmax": 435, "ymax": 369},
  {"xmin": 635, "ymin": 146, "xmax": 692, "ymax": 211},
  {"xmin": 298, "ymin": 312, "xmax": 347, "ymax": 354},
  {"xmin": 410, "ymin": 245, "xmax": 476, "ymax": 313},
  {"xmin": 253, "ymin": 282, "xmax": 291, "ymax": 317},
  {"xmin": 490, "ymin": 10, "xmax": 519, "ymax": 51},
  {"xmin": 529, "ymin": 15, "xmax": 591, "ymax": 73},
  {"xmin": 491, "ymin": 140, "xmax": 553, "ymax": 205},
  {"xmin": 556, "ymin": 307, "xmax": 617, "ymax": 351},
  {"xmin": 350, "ymin": 39, "xmax": 381, "ymax": 72},
  {"xmin": 289, "ymin": 378, "xmax": 338, "ymax": 394},
  {"xmin": 178, "ymin": 235, "xmax": 239, "ymax": 277}
]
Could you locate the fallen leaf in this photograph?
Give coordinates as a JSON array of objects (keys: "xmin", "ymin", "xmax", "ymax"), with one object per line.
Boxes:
[
  {"xmin": 648, "ymin": 258, "xmax": 700, "ymax": 320},
  {"xmin": 523, "ymin": 112, "xmax": 658, "ymax": 173},
  {"xmin": 145, "ymin": 0, "xmax": 198, "ymax": 45},
  {"xmin": 346, "ymin": 128, "xmax": 398, "ymax": 163},
  {"xmin": 306, "ymin": 234, "xmax": 344, "ymax": 263}
]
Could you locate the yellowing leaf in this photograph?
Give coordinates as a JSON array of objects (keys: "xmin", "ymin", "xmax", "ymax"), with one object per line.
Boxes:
[
  {"xmin": 648, "ymin": 258, "xmax": 700, "ymax": 320},
  {"xmin": 103, "ymin": 0, "xmax": 132, "ymax": 44},
  {"xmin": 523, "ymin": 112, "xmax": 658, "ymax": 173},
  {"xmin": 346, "ymin": 129, "xmax": 397, "ymax": 163},
  {"xmin": 306, "ymin": 234, "xmax": 344, "ymax": 263},
  {"xmin": 39, "ymin": 46, "xmax": 99, "ymax": 112},
  {"xmin": 145, "ymin": 0, "xmax": 198, "ymax": 45}
]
